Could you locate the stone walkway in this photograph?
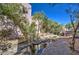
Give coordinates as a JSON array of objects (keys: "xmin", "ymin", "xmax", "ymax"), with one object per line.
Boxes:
[{"xmin": 41, "ymin": 39, "xmax": 72, "ymax": 55}]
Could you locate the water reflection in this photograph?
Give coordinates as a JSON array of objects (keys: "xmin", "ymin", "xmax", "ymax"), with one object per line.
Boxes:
[{"xmin": 35, "ymin": 43, "xmax": 47, "ymax": 55}]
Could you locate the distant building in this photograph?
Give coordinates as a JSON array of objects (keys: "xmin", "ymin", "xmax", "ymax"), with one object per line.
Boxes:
[{"xmin": 60, "ymin": 26, "xmax": 73, "ymax": 36}]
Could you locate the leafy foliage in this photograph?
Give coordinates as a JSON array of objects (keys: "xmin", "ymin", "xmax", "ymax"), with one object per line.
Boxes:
[
  {"xmin": 33, "ymin": 12, "xmax": 62, "ymax": 35},
  {"xmin": 65, "ymin": 23, "xmax": 72, "ymax": 29},
  {"xmin": 0, "ymin": 4, "xmax": 29, "ymax": 41}
]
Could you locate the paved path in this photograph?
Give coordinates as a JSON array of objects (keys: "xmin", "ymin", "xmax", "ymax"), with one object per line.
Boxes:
[{"xmin": 41, "ymin": 39, "xmax": 72, "ymax": 55}]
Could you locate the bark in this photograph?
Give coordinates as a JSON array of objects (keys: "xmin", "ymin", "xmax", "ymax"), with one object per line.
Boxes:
[
  {"xmin": 71, "ymin": 30, "xmax": 76, "ymax": 51},
  {"xmin": 71, "ymin": 21, "xmax": 79, "ymax": 51},
  {"xmin": 70, "ymin": 15, "xmax": 79, "ymax": 51}
]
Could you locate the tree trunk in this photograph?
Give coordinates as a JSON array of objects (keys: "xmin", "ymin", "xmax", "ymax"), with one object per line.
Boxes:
[
  {"xmin": 30, "ymin": 44, "xmax": 36, "ymax": 55},
  {"xmin": 71, "ymin": 30, "xmax": 76, "ymax": 51},
  {"xmin": 71, "ymin": 23, "xmax": 79, "ymax": 51},
  {"xmin": 69, "ymin": 15, "xmax": 79, "ymax": 51}
]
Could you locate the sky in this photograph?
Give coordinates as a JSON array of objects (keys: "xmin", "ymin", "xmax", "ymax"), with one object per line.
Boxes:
[{"xmin": 31, "ymin": 3, "xmax": 76, "ymax": 25}]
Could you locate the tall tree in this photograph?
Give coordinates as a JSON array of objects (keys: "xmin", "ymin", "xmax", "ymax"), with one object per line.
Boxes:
[
  {"xmin": 66, "ymin": 4, "xmax": 79, "ymax": 51},
  {"xmin": 32, "ymin": 12, "xmax": 48, "ymax": 39},
  {"xmin": 33, "ymin": 12, "xmax": 62, "ymax": 35}
]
